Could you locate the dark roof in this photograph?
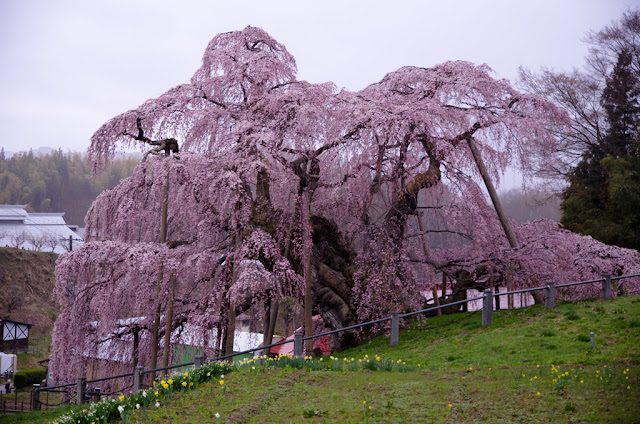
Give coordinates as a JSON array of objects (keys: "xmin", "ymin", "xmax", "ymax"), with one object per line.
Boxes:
[{"xmin": 0, "ymin": 319, "xmax": 33, "ymax": 328}]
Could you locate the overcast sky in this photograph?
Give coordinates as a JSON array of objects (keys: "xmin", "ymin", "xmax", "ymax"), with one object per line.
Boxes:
[{"xmin": 0, "ymin": 0, "xmax": 635, "ymax": 165}]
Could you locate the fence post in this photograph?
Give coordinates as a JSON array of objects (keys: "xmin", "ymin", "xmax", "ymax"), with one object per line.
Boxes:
[
  {"xmin": 76, "ymin": 377, "xmax": 86, "ymax": 405},
  {"xmin": 601, "ymin": 274, "xmax": 611, "ymax": 299},
  {"xmin": 32, "ymin": 385, "xmax": 40, "ymax": 411},
  {"xmin": 294, "ymin": 331, "xmax": 303, "ymax": 357},
  {"xmin": 133, "ymin": 366, "xmax": 144, "ymax": 393},
  {"xmin": 590, "ymin": 331, "xmax": 596, "ymax": 349},
  {"xmin": 390, "ymin": 312, "xmax": 400, "ymax": 347},
  {"xmin": 545, "ymin": 282, "xmax": 555, "ymax": 309},
  {"xmin": 194, "ymin": 355, "xmax": 204, "ymax": 368},
  {"xmin": 482, "ymin": 289, "xmax": 493, "ymax": 326}
]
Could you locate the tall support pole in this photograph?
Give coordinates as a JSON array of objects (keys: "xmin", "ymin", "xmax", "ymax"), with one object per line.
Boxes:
[
  {"xmin": 264, "ymin": 299, "xmax": 279, "ymax": 357},
  {"xmin": 161, "ymin": 273, "xmax": 176, "ymax": 375},
  {"xmin": 151, "ymin": 170, "xmax": 170, "ymax": 382},
  {"xmin": 302, "ymin": 185, "xmax": 314, "ymax": 355},
  {"xmin": 467, "ymin": 137, "xmax": 519, "ymax": 249}
]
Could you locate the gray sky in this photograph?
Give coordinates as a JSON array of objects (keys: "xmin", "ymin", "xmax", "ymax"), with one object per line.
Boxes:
[{"xmin": 0, "ymin": 0, "xmax": 634, "ymax": 162}]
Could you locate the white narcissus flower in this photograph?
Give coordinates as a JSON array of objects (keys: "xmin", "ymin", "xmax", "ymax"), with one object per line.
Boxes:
[
  {"xmin": 155, "ymin": 402, "xmax": 160, "ymax": 408},
  {"xmin": 142, "ymin": 390, "xmax": 147, "ymax": 397},
  {"xmin": 117, "ymin": 405, "xmax": 124, "ymax": 413},
  {"xmin": 215, "ymin": 412, "xmax": 221, "ymax": 418},
  {"xmin": 136, "ymin": 403, "xmax": 140, "ymax": 409}
]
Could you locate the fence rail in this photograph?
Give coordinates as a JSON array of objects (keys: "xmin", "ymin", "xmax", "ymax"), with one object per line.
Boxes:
[{"xmin": 29, "ymin": 272, "xmax": 640, "ymax": 412}]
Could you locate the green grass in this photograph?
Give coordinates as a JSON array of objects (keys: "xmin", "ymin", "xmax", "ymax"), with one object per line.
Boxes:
[{"xmin": 2, "ymin": 296, "xmax": 639, "ymax": 423}]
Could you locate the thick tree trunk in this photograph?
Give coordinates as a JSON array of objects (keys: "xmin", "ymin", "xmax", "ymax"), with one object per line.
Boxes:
[
  {"xmin": 224, "ymin": 305, "xmax": 236, "ymax": 356},
  {"xmin": 132, "ymin": 329, "xmax": 139, "ymax": 369}
]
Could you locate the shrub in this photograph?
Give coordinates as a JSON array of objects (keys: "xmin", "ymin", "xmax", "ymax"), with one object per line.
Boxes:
[{"xmin": 14, "ymin": 368, "xmax": 47, "ymax": 389}]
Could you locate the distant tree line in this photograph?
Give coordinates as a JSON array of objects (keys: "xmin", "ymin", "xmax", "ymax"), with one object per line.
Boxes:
[{"xmin": 0, "ymin": 148, "xmax": 139, "ymax": 225}]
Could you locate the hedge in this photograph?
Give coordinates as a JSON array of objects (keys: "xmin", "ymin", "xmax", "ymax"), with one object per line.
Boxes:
[{"xmin": 14, "ymin": 368, "xmax": 47, "ymax": 389}]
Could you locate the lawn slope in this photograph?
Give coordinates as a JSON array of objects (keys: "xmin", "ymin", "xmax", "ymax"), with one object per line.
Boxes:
[{"xmin": 2, "ymin": 295, "xmax": 639, "ymax": 424}]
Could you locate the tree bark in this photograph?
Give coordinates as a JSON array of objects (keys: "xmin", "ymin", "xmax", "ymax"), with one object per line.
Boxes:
[
  {"xmin": 132, "ymin": 329, "xmax": 139, "ymax": 369},
  {"xmin": 224, "ymin": 305, "xmax": 236, "ymax": 356}
]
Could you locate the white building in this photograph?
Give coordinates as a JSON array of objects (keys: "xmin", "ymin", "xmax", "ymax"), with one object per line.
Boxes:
[{"xmin": 0, "ymin": 205, "xmax": 83, "ymax": 254}]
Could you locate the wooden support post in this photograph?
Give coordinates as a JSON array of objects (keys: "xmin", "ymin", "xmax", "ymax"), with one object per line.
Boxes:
[
  {"xmin": 133, "ymin": 366, "xmax": 144, "ymax": 393},
  {"xmin": 482, "ymin": 289, "xmax": 493, "ymax": 327},
  {"xmin": 76, "ymin": 378, "xmax": 86, "ymax": 405},
  {"xmin": 602, "ymin": 274, "xmax": 611, "ymax": 300},
  {"xmin": 390, "ymin": 312, "xmax": 400, "ymax": 347},
  {"xmin": 294, "ymin": 331, "xmax": 303, "ymax": 357},
  {"xmin": 194, "ymin": 355, "xmax": 204, "ymax": 368},
  {"xmin": 545, "ymin": 282, "xmax": 555, "ymax": 309},
  {"xmin": 32, "ymin": 385, "xmax": 40, "ymax": 411}
]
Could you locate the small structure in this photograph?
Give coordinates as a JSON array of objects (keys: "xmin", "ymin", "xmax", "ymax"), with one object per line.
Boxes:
[
  {"xmin": 235, "ymin": 313, "xmax": 252, "ymax": 332},
  {"xmin": 0, "ymin": 353, "xmax": 17, "ymax": 377},
  {"xmin": 0, "ymin": 205, "xmax": 83, "ymax": 253},
  {"xmin": 0, "ymin": 319, "xmax": 32, "ymax": 353},
  {"xmin": 270, "ymin": 315, "xmax": 331, "ymax": 357}
]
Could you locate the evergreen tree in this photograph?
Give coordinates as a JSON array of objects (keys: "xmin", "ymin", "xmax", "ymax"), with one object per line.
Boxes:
[{"xmin": 561, "ymin": 49, "xmax": 640, "ymax": 250}]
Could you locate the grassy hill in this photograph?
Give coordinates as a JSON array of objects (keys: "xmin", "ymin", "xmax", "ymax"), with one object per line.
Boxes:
[
  {"xmin": 0, "ymin": 247, "xmax": 59, "ymax": 369},
  {"xmin": 2, "ymin": 294, "xmax": 639, "ymax": 423}
]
